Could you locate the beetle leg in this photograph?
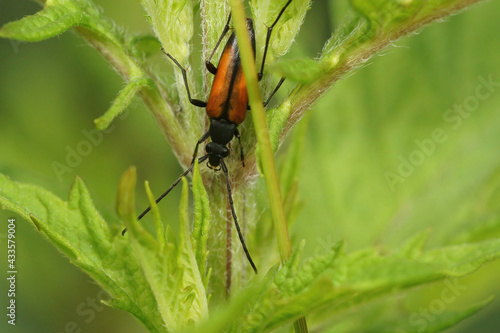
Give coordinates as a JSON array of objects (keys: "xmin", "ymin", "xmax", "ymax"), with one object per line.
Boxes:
[
  {"xmin": 191, "ymin": 130, "xmax": 211, "ymax": 165},
  {"xmin": 258, "ymin": 0, "xmax": 292, "ymax": 81},
  {"xmin": 263, "ymin": 77, "xmax": 286, "ymax": 107},
  {"xmin": 246, "ymin": 77, "xmax": 285, "ymax": 110},
  {"xmin": 220, "ymin": 159, "xmax": 257, "ymax": 274},
  {"xmin": 162, "ymin": 49, "xmax": 208, "ymax": 108},
  {"xmin": 206, "ymin": 13, "xmax": 232, "ymax": 75},
  {"xmin": 234, "ymin": 129, "xmax": 245, "ymax": 167}
]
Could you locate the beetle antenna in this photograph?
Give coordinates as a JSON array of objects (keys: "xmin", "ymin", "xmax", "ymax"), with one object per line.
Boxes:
[
  {"xmin": 206, "ymin": 13, "xmax": 232, "ymax": 73},
  {"xmin": 121, "ymin": 155, "xmax": 209, "ymax": 236},
  {"xmin": 220, "ymin": 159, "xmax": 258, "ymax": 274}
]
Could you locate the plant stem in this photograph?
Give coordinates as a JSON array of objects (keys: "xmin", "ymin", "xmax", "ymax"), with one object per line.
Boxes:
[
  {"xmin": 228, "ymin": 1, "xmax": 307, "ymax": 332},
  {"xmin": 228, "ymin": 0, "xmax": 291, "ymax": 264}
]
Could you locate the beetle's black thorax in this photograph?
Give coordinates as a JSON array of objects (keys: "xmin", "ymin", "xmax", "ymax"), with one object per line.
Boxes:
[
  {"xmin": 206, "ymin": 118, "xmax": 237, "ymax": 168},
  {"xmin": 209, "ymin": 118, "xmax": 237, "ymax": 146}
]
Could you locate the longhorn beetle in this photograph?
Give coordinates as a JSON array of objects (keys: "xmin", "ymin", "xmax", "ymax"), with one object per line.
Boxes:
[{"xmin": 123, "ymin": 0, "xmax": 293, "ymax": 274}]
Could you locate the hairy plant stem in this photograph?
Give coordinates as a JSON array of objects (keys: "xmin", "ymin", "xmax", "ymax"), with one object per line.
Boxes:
[
  {"xmin": 71, "ymin": 29, "xmax": 192, "ymax": 166},
  {"xmin": 228, "ymin": 1, "xmax": 307, "ymax": 332}
]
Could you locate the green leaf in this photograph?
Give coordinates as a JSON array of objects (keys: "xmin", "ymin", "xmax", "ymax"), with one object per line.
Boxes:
[
  {"xmin": 240, "ymin": 241, "xmax": 341, "ymax": 332},
  {"xmin": 279, "ymin": 118, "xmax": 308, "ymax": 225},
  {"xmin": 193, "ymin": 236, "xmax": 500, "ymax": 332},
  {"xmin": 270, "ymin": 58, "xmax": 326, "ymax": 84},
  {"xmin": 329, "ymin": 296, "xmax": 494, "ymax": 333},
  {"xmin": 0, "ymin": 170, "xmax": 212, "ymax": 332},
  {"xmin": 392, "ymin": 230, "xmax": 431, "ymax": 259},
  {"xmin": 191, "ymin": 161, "xmax": 212, "ymax": 287},
  {"xmin": 118, "ymin": 168, "xmax": 208, "ymax": 332},
  {"xmin": 117, "ymin": 167, "xmax": 158, "ymax": 249},
  {"xmin": 449, "ymin": 165, "xmax": 500, "ymax": 244},
  {"xmin": 138, "ymin": 0, "xmax": 194, "ymax": 62},
  {"xmin": 176, "ymin": 176, "xmax": 210, "ymax": 330},
  {"xmin": 452, "ymin": 216, "xmax": 500, "ymax": 245},
  {"xmin": 126, "ymin": 34, "xmax": 163, "ymax": 59},
  {"xmin": 94, "ymin": 77, "xmax": 152, "ymax": 131},
  {"xmin": 200, "ymin": 0, "xmax": 229, "ymax": 63},
  {"xmin": 350, "ymin": 0, "xmax": 425, "ymax": 32},
  {"xmin": 0, "ymin": 0, "xmax": 82, "ymax": 41},
  {"xmin": 179, "ymin": 282, "xmax": 265, "ymax": 333},
  {"xmin": 144, "ymin": 180, "xmax": 166, "ymax": 247},
  {"xmin": 406, "ymin": 297, "xmax": 494, "ymax": 333},
  {"xmin": 0, "ymin": 172, "xmax": 165, "ymax": 332}
]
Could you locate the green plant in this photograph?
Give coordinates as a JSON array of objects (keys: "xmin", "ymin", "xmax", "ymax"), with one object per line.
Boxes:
[{"xmin": 1, "ymin": 0, "xmax": 500, "ymax": 332}]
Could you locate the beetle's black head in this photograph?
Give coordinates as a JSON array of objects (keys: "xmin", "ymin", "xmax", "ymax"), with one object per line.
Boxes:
[{"xmin": 206, "ymin": 142, "xmax": 229, "ymax": 169}]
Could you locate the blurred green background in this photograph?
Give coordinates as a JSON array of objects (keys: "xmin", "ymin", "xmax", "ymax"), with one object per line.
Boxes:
[{"xmin": 1, "ymin": 0, "xmax": 500, "ymax": 332}]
